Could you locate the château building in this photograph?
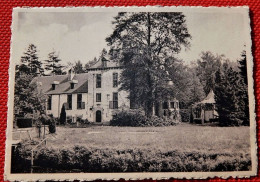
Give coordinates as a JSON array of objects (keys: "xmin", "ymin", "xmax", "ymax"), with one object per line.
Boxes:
[
  {"xmin": 32, "ymin": 59, "xmax": 180, "ymax": 123},
  {"xmin": 33, "ymin": 59, "xmax": 128, "ymax": 123}
]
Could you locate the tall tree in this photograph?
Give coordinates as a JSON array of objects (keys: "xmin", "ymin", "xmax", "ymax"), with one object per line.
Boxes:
[
  {"xmin": 214, "ymin": 64, "xmax": 244, "ymax": 126},
  {"xmin": 14, "ymin": 74, "xmax": 46, "ymax": 126},
  {"xmin": 73, "ymin": 60, "xmax": 85, "ymax": 74},
  {"xmin": 186, "ymin": 67, "xmax": 205, "ymax": 106},
  {"xmin": 44, "ymin": 51, "xmax": 64, "ymax": 75},
  {"xmin": 196, "ymin": 51, "xmax": 223, "ymax": 95},
  {"xmin": 20, "ymin": 44, "xmax": 43, "ymax": 75},
  {"xmin": 238, "ymin": 50, "xmax": 247, "ymax": 85},
  {"xmin": 106, "ymin": 12, "xmax": 191, "ymax": 117},
  {"xmin": 237, "ymin": 50, "xmax": 249, "ymax": 125}
]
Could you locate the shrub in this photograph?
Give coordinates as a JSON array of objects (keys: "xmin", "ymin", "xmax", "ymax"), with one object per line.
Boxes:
[
  {"xmin": 60, "ymin": 104, "xmax": 66, "ymax": 125},
  {"xmin": 11, "ymin": 144, "xmax": 251, "ymax": 173},
  {"xmin": 180, "ymin": 109, "xmax": 190, "ymax": 122},
  {"xmin": 48, "ymin": 118, "xmax": 56, "ymax": 134},
  {"xmin": 16, "ymin": 118, "xmax": 33, "ymax": 128},
  {"xmin": 110, "ymin": 109, "xmax": 179, "ymax": 127}
]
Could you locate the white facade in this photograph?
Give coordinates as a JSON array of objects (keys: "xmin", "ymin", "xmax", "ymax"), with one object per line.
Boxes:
[
  {"xmin": 46, "ymin": 93, "xmax": 88, "ymax": 120},
  {"xmin": 86, "ymin": 68, "xmax": 129, "ymax": 122},
  {"xmin": 45, "ymin": 66, "xmax": 129, "ymax": 123}
]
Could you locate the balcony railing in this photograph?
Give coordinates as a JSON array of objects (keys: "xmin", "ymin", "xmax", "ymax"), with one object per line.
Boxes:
[{"xmin": 109, "ymin": 101, "xmax": 118, "ymax": 109}]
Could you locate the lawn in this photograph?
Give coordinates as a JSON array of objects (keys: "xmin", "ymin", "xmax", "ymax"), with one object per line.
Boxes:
[
  {"xmin": 12, "ymin": 123, "xmax": 252, "ymax": 173},
  {"xmin": 44, "ymin": 123, "xmax": 250, "ymax": 153}
]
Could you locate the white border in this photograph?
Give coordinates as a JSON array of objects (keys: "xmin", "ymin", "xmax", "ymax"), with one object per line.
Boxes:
[{"xmin": 5, "ymin": 6, "xmax": 257, "ymax": 181}]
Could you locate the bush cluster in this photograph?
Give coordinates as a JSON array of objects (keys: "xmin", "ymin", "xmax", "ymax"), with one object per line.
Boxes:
[
  {"xmin": 16, "ymin": 118, "xmax": 33, "ymax": 128},
  {"xmin": 179, "ymin": 109, "xmax": 190, "ymax": 122},
  {"xmin": 110, "ymin": 110, "xmax": 179, "ymax": 127},
  {"xmin": 12, "ymin": 144, "xmax": 251, "ymax": 173}
]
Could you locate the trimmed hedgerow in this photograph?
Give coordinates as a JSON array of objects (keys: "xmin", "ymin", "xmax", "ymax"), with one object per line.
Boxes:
[
  {"xmin": 12, "ymin": 143, "xmax": 251, "ymax": 173},
  {"xmin": 110, "ymin": 110, "xmax": 179, "ymax": 127}
]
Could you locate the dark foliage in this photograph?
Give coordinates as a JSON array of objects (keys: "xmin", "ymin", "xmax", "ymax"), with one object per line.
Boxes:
[
  {"xmin": 44, "ymin": 51, "xmax": 65, "ymax": 75},
  {"xmin": 16, "ymin": 118, "xmax": 33, "ymax": 128},
  {"xmin": 110, "ymin": 110, "xmax": 179, "ymax": 127},
  {"xmin": 48, "ymin": 117, "xmax": 56, "ymax": 134},
  {"xmin": 195, "ymin": 51, "xmax": 223, "ymax": 95},
  {"xmin": 12, "ymin": 144, "xmax": 251, "ymax": 173},
  {"xmin": 179, "ymin": 109, "xmax": 190, "ymax": 122},
  {"xmin": 106, "ymin": 12, "xmax": 191, "ymax": 117},
  {"xmin": 60, "ymin": 104, "xmax": 67, "ymax": 125},
  {"xmin": 73, "ymin": 60, "xmax": 85, "ymax": 74},
  {"xmin": 237, "ymin": 51, "xmax": 249, "ymax": 125},
  {"xmin": 214, "ymin": 64, "xmax": 246, "ymax": 126},
  {"xmin": 20, "ymin": 44, "xmax": 44, "ymax": 76}
]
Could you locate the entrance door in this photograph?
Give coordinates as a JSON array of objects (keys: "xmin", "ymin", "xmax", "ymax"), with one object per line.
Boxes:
[{"xmin": 96, "ymin": 110, "xmax": 102, "ymax": 122}]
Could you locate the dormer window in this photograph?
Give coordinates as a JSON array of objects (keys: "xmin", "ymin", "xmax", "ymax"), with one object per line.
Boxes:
[
  {"xmin": 70, "ymin": 80, "xmax": 78, "ymax": 89},
  {"xmin": 71, "ymin": 83, "xmax": 74, "ymax": 89},
  {"xmin": 52, "ymin": 81, "xmax": 60, "ymax": 90}
]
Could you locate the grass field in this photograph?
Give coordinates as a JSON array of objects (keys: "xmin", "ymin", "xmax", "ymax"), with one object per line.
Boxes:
[
  {"xmin": 42, "ymin": 123, "xmax": 250, "ymax": 152},
  {"xmin": 12, "ymin": 123, "xmax": 252, "ymax": 173}
]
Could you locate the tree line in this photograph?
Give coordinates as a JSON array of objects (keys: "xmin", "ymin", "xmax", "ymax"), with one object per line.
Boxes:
[{"xmin": 16, "ymin": 44, "xmax": 101, "ymax": 76}]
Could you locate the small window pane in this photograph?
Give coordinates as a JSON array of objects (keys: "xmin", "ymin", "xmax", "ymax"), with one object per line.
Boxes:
[
  {"xmin": 113, "ymin": 73, "xmax": 118, "ymax": 87},
  {"xmin": 47, "ymin": 95, "xmax": 52, "ymax": 110},
  {"xmin": 96, "ymin": 74, "xmax": 101, "ymax": 88},
  {"xmin": 67, "ymin": 95, "xmax": 72, "ymax": 110},
  {"xmin": 96, "ymin": 93, "xmax": 101, "ymax": 102}
]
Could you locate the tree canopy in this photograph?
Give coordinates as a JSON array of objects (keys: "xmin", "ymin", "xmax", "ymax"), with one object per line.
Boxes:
[
  {"xmin": 20, "ymin": 44, "xmax": 43, "ymax": 76},
  {"xmin": 106, "ymin": 12, "xmax": 191, "ymax": 116},
  {"xmin": 44, "ymin": 51, "xmax": 65, "ymax": 75},
  {"xmin": 73, "ymin": 60, "xmax": 85, "ymax": 74}
]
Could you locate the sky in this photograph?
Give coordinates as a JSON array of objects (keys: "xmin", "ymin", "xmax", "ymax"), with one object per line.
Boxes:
[{"xmin": 12, "ymin": 11, "xmax": 246, "ymax": 66}]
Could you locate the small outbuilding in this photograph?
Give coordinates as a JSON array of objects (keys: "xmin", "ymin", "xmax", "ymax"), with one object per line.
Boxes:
[{"xmin": 191, "ymin": 90, "xmax": 218, "ymax": 124}]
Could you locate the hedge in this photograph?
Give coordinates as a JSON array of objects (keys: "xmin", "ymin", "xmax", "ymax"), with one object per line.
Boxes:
[
  {"xmin": 11, "ymin": 143, "xmax": 251, "ymax": 173},
  {"xmin": 110, "ymin": 110, "xmax": 179, "ymax": 127},
  {"xmin": 16, "ymin": 118, "xmax": 33, "ymax": 128}
]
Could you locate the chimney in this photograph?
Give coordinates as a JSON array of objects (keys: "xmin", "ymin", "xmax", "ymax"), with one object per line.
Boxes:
[{"xmin": 68, "ymin": 68, "xmax": 75, "ymax": 81}]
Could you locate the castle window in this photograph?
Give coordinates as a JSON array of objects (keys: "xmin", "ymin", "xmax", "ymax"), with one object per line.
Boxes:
[
  {"xmin": 96, "ymin": 74, "xmax": 101, "ymax": 88},
  {"xmin": 67, "ymin": 94, "xmax": 72, "ymax": 110},
  {"xmin": 109, "ymin": 92, "xmax": 118, "ymax": 109},
  {"xmin": 77, "ymin": 94, "xmax": 85, "ymax": 109},
  {"xmin": 96, "ymin": 93, "xmax": 101, "ymax": 102},
  {"xmin": 113, "ymin": 92, "xmax": 118, "ymax": 109},
  {"xmin": 47, "ymin": 95, "xmax": 52, "ymax": 110},
  {"xmin": 113, "ymin": 73, "xmax": 118, "ymax": 87}
]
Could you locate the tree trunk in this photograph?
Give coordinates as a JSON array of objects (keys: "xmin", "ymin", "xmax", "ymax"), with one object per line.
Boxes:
[
  {"xmin": 158, "ymin": 101, "xmax": 163, "ymax": 117},
  {"xmin": 145, "ymin": 12, "xmax": 154, "ymax": 118},
  {"xmin": 145, "ymin": 99, "xmax": 154, "ymax": 118}
]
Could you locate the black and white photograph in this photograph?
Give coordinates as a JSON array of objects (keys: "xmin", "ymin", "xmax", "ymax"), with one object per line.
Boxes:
[{"xmin": 5, "ymin": 6, "xmax": 256, "ymax": 181}]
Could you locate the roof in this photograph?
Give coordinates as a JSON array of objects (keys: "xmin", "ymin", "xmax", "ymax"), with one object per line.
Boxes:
[
  {"xmin": 32, "ymin": 73, "xmax": 88, "ymax": 95},
  {"xmin": 193, "ymin": 90, "xmax": 215, "ymax": 107},
  {"xmin": 199, "ymin": 90, "xmax": 215, "ymax": 104},
  {"xmin": 87, "ymin": 58, "xmax": 121, "ymax": 70},
  {"xmin": 31, "ymin": 75, "xmax": 68, "ymax": 94}
]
